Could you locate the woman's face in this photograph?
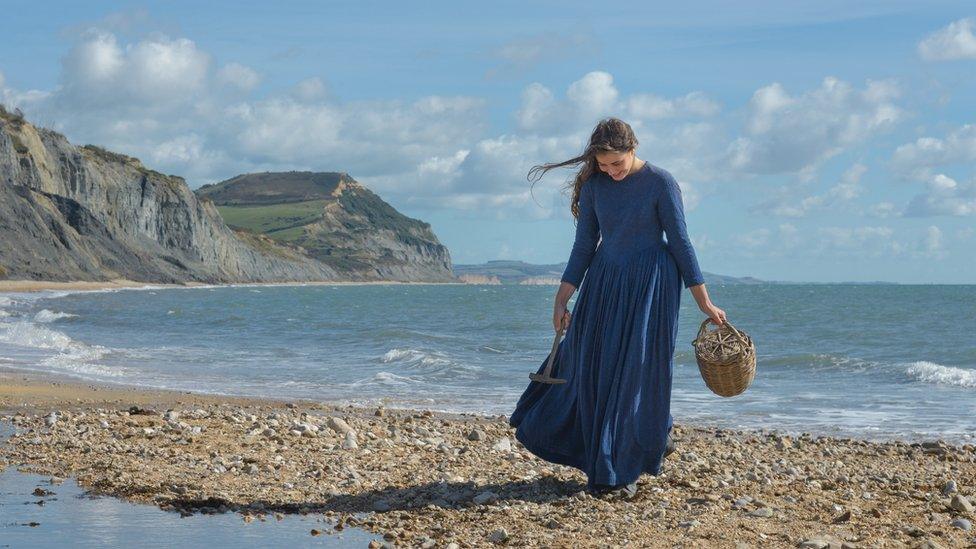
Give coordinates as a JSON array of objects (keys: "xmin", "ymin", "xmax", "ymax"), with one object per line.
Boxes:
[{"xmin": 595, "ymin": 150, "xmax": 634, "ymax": 181}]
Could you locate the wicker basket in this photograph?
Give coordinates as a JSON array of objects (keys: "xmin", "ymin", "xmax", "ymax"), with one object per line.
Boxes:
[{"xmin": 691, "ymin": 318, "xmax": 756, "ymax": 397}]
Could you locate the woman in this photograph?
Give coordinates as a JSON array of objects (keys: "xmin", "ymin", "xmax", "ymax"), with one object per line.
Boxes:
[{"xmin": 509, "ymin": 117, "xmax": 726, "ymax": 498}]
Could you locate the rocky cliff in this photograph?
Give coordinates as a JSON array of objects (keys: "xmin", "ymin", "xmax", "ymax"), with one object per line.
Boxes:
[
  {"xmin": 0, "ymin": 107, "xmax": 340, "ymax": 283},
  {"xmin": 196, "ymin": 172, "xmax": 457, "ymax": 282}
]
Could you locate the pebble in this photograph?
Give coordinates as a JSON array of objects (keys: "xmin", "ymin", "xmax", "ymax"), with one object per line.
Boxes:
[
  {"xmin": 491, "ymin": 437, "xmax": 512, "ymax": 452},
  {"xmin": 941, "ymin": 480, "xmax": 957, "ymax": 495},
  {"xmin": 473, "ymin": 491, "xmax": 498, "ymax": 505},
  {"xmin": 467, "ymin": 429, "xmax": 485, "ymax": 441},
  {"xmin": 950, "ymin": 518, "xmax": 971, "ymax": 531},
  {"xmin": 746, "ymin": 508, "xmax": 774, "ymax": 518},
  {"xmin": 328, "ymin": 417, "xmax": 354, "ymax": 435},
  {"xmin": 487, "ymin": 528, "xmax": 509, "ymax": 543},
  {"xmin": 342, "ymin": 431, "xmax": 358, "ymax": 450},
  {"xmin": 950, "ymin": 494, "xmax": 974, "ymax": 513}
]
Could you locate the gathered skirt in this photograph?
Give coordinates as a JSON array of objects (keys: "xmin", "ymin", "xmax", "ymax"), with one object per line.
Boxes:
[{"xmin": 508, "ymin": 243, "xmax": 683, "ymax": 489}]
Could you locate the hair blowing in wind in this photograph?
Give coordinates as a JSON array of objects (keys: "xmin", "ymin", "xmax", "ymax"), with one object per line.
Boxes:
[{"xmin": 526, "ymin": 117, "xmax": 639, "ymax": 219}]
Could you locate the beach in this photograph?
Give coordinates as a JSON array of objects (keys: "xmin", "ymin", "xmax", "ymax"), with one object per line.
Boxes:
[{"xmin": 2, "ymin": 370, "xmax": 974, "ymax": 548}]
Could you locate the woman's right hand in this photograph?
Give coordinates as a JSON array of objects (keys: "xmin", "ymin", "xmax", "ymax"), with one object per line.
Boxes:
[{"xmin": 553, "ymin": 304, "xmax": 571, "ymax": 333}]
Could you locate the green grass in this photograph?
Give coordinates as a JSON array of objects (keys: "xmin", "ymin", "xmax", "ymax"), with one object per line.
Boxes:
[{"xmin": 216, "ymin": 200, "xmax": 327, "ymax": 242}]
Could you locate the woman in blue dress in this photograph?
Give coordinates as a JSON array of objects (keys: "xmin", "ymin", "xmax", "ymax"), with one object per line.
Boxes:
[{"xmin": 509, "ymin": 117, "xmax": 727, "ymax": 498}]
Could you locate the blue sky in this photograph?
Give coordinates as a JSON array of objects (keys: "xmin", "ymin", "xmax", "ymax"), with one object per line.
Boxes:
[{"xmin": 2, "ymin": 1, "xmax": 974, "ymax": 283}]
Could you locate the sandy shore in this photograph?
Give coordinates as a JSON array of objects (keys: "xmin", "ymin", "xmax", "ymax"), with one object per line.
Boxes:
[
  {"xmin": 1, "ymin": 372, "xmax": 974, "ymax": 548},
  {"xmin": 0, "ymin": 279, "xmax": 467, "ymax": 293}
]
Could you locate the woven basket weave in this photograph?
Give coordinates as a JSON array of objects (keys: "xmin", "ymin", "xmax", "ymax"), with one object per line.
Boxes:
[{"xmin": 691, "ymin": 318, "xmax": 756, "ymax": 397}]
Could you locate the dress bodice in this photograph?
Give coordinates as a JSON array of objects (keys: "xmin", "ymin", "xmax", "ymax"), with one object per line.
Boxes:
[{"xmin": 560, "ymin": 161, "xmax": 705, "ymax": 289}]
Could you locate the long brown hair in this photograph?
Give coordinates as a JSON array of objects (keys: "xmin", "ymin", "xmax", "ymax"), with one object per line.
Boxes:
[{"xmin": 527, "ymin": 117, "xmax": 639, "ymax": 219}]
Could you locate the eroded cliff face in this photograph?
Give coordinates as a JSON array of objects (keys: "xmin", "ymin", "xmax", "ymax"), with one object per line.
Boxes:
[
  {"xmin": 197, "ymin": 171, "xmax": 458, "ymax": 283},
  {"xmin": 0, "ymin": 110, "xmax": 338, "ymax": 283}
]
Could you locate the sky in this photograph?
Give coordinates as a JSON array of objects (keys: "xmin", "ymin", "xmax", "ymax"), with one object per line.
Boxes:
[{"xmin": 1, "ymin": 1, "xmax": 974, "ymax": 283}]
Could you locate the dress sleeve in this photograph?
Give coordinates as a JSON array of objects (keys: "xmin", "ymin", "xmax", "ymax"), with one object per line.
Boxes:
[
  {"xmin": 560, "ymin": 182, "xmax": 600, "ymax": 289},
  {"xmin": 657, "ymin": 173, "xmax": 705, "ymax": 289}
]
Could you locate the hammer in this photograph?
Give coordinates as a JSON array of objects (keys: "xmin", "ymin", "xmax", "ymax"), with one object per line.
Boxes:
[{"xmin": 529, "ymin": 325, "xmax": 568, "ymax": 384}]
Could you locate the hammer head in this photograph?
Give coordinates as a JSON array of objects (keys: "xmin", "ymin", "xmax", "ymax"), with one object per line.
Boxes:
[{"xmin": 529, "ymin": 372, "xmax": 567, "ymax": 384}]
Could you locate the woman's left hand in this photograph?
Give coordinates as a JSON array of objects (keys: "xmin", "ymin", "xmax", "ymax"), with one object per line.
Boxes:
[{"xmin": 702, "ymin": 303, "xmax": 727, "ymax": 326}]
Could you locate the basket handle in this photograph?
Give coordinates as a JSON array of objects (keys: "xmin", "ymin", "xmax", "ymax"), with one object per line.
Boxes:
[{"xmin": 694, "ymin": 317, "xmax": 748, "ymax": 346}]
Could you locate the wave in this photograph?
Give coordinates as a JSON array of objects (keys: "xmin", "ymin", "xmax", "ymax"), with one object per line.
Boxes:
[
  {"xmin": 905, "ymin": 361, "xmax": 976, "ymax": 388},
  {"xmin": 34, "ymin": 309, "xmax": 79, "ymax": 323},
  {"xmin": 0, "ymin": 320, "xmax": 120, "ymax": 378},
  {"xmin": 376, "ymin": 347, "xmax": 483, "ymax": 385}
]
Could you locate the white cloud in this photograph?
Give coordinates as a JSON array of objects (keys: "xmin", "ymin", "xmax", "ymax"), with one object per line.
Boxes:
[
  {"xmin": 216, "ymin": 62, "xmax": 260, "ymax": 92},
  {"xmin": 919, "ymin": 225, "xmax": 945, "ymax": 257},
  {"xmin": 918, "ymin": 18, "xmax": 976, "ymax": 61},
  {"xmin": 815, "ymin": 225, "xmax": 903, "ymax": 257},
  {"xmin": 903, "ymin": 174, "xmax": 976, "ymax": 217},
  {"xmin": 626, "ymin": 91, "xmax": 720, "ymax": 120},
  {"xmin": 867, "ymin": 201, "xmax": 898, "ymax": 218},
  {"xmin": 726, "ymin": 77, "xmax": 901, "ymax": 177},
  {"xmin": 60, "ymin": 29, "xmax": 210, "ymax": 109},
  {"xmin": 566, "ymin": 71, "xmax": 619, "ymax": 124},
  {"xmin": 892, "ymin": 124, "xmax": 976, "ymax": 180},
  {"xmin": 291, "ymin": 77, "xmax": 328, "ymax": 102},
  {"xmin": 750, "ymin": 162, "xmax": 868, "ymax": 218}
]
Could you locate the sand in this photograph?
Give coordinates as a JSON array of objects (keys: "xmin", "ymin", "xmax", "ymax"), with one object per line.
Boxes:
[{"xmin": 1, "ymin": 371, "xmax": 974, "ymax": 548}]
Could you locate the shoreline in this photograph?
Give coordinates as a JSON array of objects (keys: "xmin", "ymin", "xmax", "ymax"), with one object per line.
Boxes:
[
  {"xmin": 0, "ymin": 278, "xmax": 468, "ymax": 294},
  {"xmin": 2, "ymin": 371, "xmax": 975, "ymax": 547}
]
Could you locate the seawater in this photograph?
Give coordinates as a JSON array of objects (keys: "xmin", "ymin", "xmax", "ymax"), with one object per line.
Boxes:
[{"xmin": 0, "ymin": 283, "xmax": 973, "ymax": 443}]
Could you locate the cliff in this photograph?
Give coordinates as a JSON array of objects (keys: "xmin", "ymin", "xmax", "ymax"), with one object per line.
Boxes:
[
  {"xmin": 196, "ymin": 172, "xmax": 457, "ymax": 282},
  {"xmin": 0, "ymin": 107, "xmax": 338, "ymax": 283}
]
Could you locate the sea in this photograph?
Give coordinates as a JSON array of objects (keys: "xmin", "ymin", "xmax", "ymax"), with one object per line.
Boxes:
[{"xmin": 1, "ymin": 283, "xmax": 973, "ymax": 443}]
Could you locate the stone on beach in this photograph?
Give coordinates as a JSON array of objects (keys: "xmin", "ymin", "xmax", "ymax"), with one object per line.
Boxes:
[
  {"xmin": 491, "ymin": 437, "xmax": 511, "ymax": 452},
  {"xmin": 949, "ymin": 494, "xmax": 973, "ymax": 513},
  {"xmin": 328, "ymin": 417, "xmax": 355, "ymax": 435}
]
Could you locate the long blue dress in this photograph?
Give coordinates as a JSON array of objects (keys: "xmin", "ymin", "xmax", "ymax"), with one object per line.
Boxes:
[{"xmin": 508, "ymin": 161, "xmax": 705, "ymax": 490}]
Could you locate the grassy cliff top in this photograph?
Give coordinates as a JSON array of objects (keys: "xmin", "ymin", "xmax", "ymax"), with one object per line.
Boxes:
[{"xmin": 196, "ymin": 171, "xmax": 358, "ymax": 206}]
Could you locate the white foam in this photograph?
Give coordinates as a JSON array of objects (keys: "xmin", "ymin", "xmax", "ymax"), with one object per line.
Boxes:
[
  {"xmin": 905, "ymin": 361, "xmax": 976, "ymax": 388},
  {"xmin": 33, "ymin": 309, "xmax": 79, "ymax": 323},
  {"xmin": 0, "ymin": 320, "xmax": 115, "ymax": 377}
]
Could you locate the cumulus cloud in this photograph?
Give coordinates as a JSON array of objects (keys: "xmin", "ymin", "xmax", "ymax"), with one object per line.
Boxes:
[
  {"xmin": 867, "ymin": 201, "xmax": 898, "ymax": 218},
  {"xmin": 59, "ymin": 30, "xmax": 210, "ymax": 110},
  {"xmin": 892, "ymin": 124, "xmax": 976, "ymax": 180},
  {"xmin": 2, "ymin": 28, "xmax": 489, "ymax": 189},
  {"xmin": 814, "ymin": 225, "xmax": 903, "ymax": 257},
  {"xmin": 515, "ymin": 71, "xmax": 720, "ymax": 134},
  {"xmin": 725, "ymin": 78, "xmax": 901, "ymax": 177},
  {"xmin": 918, "ymin": 18, "xmax": 976, "ymax": 61},
  {"xmin": 730, "ymin": 224, "xmax": 802, "ymax": 256},
  {"xmin": 919, "ymin": 225, "xmax": 945, "ymax": 258},
  {"xmin": 216, "ymin": 62, "xmax": 260, "ymax": 92},
  {"xmin": 750, "ymin": 163, "xmax": 868, "ymax": 218},
  {"xmin": 903, "ymin": 174, "xmax": 976, "ymax": 217}
]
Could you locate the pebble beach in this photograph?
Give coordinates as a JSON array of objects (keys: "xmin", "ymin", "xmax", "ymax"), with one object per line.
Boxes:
[{"xmin": 1, "ymin": 372, "xmax": 975, "ymax": 548}]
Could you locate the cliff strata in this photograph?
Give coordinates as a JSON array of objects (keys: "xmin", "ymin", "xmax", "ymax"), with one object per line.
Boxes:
[{"xmin": 0, "ymin": 108, "xmax": 337, "ymax": 283}]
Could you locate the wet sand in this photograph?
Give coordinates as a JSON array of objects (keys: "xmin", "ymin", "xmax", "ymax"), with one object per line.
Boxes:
[{"xmin": 1, "ymin": 371, "xmax": 974, "ymax": 548}]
